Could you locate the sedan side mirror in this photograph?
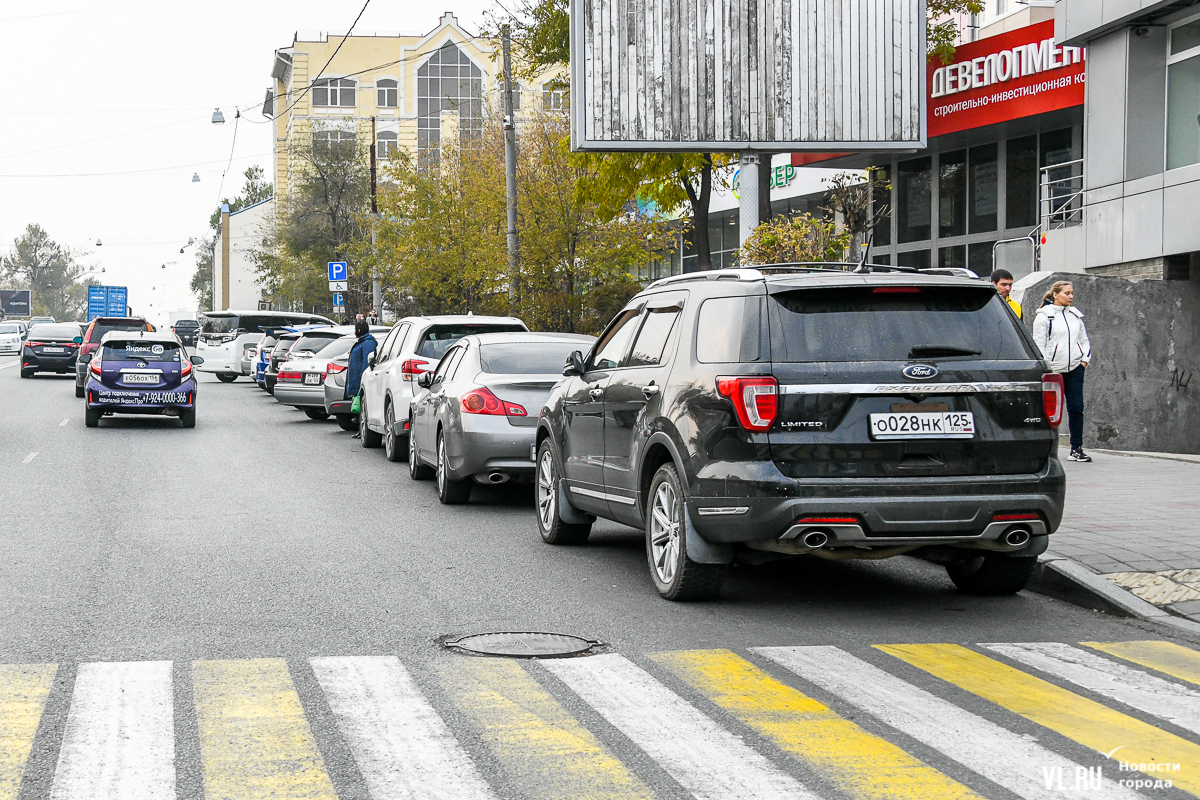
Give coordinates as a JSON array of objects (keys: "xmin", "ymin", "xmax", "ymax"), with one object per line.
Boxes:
[
  {"xmin": 367, "ymin": 351, "xmax": 377, "ymax": 367},
  {"xmin": 73, "ymin": 336, "xmax": 83, "ymax": 344},
  {"xmin": 417, "ymin": 372, "xmax": 433, "ymax": 389},
  {"xmin": 563, "ymin": 350, "xmax": 585, "ymax": 377},
  {"xmin": 191, "ymin": 355, "xmax": 205, "ymax": 365}
]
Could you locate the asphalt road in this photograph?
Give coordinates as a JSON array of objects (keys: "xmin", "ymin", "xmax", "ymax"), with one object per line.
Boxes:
[{"xmin": 2, "ymin": 355, "xmax": 1197, "ymax": 800}]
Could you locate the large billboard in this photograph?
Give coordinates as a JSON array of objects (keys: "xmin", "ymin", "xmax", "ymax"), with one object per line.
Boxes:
[
  {"xmin": 570, "ymin": 0, "xmax": 927, "ymax": 152},
  {"xmin": 1, "ymin": 289, "xmax": 31, "ymax": 317}
]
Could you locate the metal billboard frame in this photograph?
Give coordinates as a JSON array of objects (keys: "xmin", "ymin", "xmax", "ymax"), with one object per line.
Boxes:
[{"xmin": 570, "ymin": 0, "xmax": 927, "ymax": 152}]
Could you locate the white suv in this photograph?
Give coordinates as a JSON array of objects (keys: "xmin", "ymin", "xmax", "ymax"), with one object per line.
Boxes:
[{"xmin": 356, "ymin": 315, "xmax": 527, "ymax": 461}]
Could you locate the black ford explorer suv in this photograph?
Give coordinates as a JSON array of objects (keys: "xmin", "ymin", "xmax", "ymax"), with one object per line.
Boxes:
[{"xmin": 535, "ymin": 265, "xmax": 1066, "ymax": 601}]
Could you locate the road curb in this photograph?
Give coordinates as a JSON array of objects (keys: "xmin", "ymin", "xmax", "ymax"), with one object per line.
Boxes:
[{"xmin": 1029, "ymin": 553, "xmax": 1200, "ymax": 637}]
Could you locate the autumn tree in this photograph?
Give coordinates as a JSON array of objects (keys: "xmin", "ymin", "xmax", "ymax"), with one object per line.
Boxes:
[
  {"xmin": 738, "ymin": 214, "xmax": 849, "ymax": 266},
  {"xmin": 1, "ymin": 224, "xmax": 93, "ymax": 320}
]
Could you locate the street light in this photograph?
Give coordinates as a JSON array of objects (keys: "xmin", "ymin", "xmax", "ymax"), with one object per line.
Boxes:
[
  {"xmin": 95, "ymin": 239, "xmax": 102, "ymax": 246},
  {"xmin": 192, "ymin": 173, "xmax": 201, "ymax": 182},
  {"xmin": 211, "ymin": 108, "xmax": 225, "ymax": 125}
]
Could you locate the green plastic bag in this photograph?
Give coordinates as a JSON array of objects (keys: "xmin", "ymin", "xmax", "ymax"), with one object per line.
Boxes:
[{"xmin": 350, "ymin": 395, "xmax": 361, "ymax": 414}]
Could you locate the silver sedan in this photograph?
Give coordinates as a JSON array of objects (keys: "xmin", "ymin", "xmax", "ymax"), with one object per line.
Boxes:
[{"xmin": 407, "ymin": 332, "xmax": 595, "ymax": 504}]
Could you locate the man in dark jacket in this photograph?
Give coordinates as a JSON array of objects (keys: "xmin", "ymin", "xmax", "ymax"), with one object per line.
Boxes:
[{"xmin": 344, "ymin": 320, "xmax": 377, "ymax": 404}]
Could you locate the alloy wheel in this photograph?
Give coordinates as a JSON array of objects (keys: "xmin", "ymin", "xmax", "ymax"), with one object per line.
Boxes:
[
  {"xmin": 384, "ymin": 404, "xmax": 395, "ymax": 459},
  {"xmin": 536, "ymin": 449, "xmax": 556, "ymax": 531},
  {"xmin": 437, "ymin": 435, "xmax": 447, "ymax": 493},
  {"xmin": 649, "ymin": 481, "xmax": 680, "ymax": 585}
]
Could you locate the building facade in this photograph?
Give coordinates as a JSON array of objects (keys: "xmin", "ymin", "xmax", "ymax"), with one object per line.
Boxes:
[
  {"xmin": 213, "ymin": 198, "xmax": 273, "ymax": 312},
  {"xmin": 266, "ymin": 13, "xmax": 565, "ymax": 200}
]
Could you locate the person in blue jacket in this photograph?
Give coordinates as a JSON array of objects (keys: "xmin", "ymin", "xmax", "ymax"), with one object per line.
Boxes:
[{"xmin": 344, "ymin": 319, "xmax": 377, "ymax": 413}]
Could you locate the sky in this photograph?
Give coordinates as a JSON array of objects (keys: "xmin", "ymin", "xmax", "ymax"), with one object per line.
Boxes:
[{"xmin": 0, "ymin": 0, "xmax": 495, "ymax": 328}]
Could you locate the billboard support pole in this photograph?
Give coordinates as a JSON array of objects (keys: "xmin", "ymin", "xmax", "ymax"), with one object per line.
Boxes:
[
  {"xmin": 501, "ymin": 24, "xmax": 521, "ymax": 313},
  {"xmin": 738, "ymin": 152, "xmax": 760, "ymax": 247}
]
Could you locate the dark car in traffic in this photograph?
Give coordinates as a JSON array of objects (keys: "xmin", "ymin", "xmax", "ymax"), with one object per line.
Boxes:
[
  {"xmin": 20, "ymin": 323, "xmax": 83, "ymax": 378},
  {"xmin": 83, "ymin": 331, "xmax": 201, "ymax": 428},
  {"xmin": 535, "ymin": 265, "xmax": 1066, "ymax": 600},
  {"xmin": 171, "ymin": 319, "xmax": 199, "ymax": 346},
  {"xmin": 75, "ymin": 317, "xmax": 154, "ymax": 397}
]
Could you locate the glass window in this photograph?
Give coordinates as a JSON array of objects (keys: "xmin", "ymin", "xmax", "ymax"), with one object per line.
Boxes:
[
  {"xmin": 1168, "ymin": 55, "xmax": 1200, "ymax": 170},
  {"xmin": 543, "ymin": 81, "xmax": 569, "ymax": 111},
  {"xmin": 27, "ymin": 324, "xmax": 80, "ymax": 340},
  {"xmin": 871, "ymin": 166, "xmax": 891, "ymax": 246},
  {"xmin": 938, "ymin": 245, "xmax": 966, "ymax": 268},
  {"xmin": 897, "ymin": 249, "xmax": 931, "ymax": 269},
  {"xmin": 1006, "ymin": 135, "xmax": 1038, "ymax": 229},
  {"xmin": 479, "ymin": 342, "xmax": 585, "ymax": 374},
  {"xmin": 1171, "ymin": 18, "xmax": 1200, "ymax": 55},
  {"xmin": 417, "ymin": 43, "xmax": 484, "ymax": 163},
  {"xmin": 871, "ymin": 253, "xmax": 891, "ymax": 265},
  {"xmin": 969, "ymin": 143, "xmax": 998, "ymax": 233},
  {"xmin": 432, "ymin": 347, "xmax": 462, "ymax": 382},
  {"xmin": 312, "ymin": 129, "xmax": 356, "ymax": 155},
  {"xmin": 376, "ymin": 131, "xmax": 398, "ymax": 157},
  {"xmin": 293, "ymin": 333, "xmax": 341, "ymax": 354},
  {"xmin": 386, "ymin": 323, "xmax": 410, "ymax": 359},
  {"xmin": 696, "ymin": 296, "xmax": 761, "ymax": 363},
  {"xmin": 767, "ymin": 287, "xmax": 1035, "ymax": 363},
  {"xmin": 968, "ymin": 242, "xmax": 995, "ymax": 276},
  {"xmin": 312, "ymin": 78, "xmax": 356, "ymax": 107},
  {"xmin": 0, "ymin": 324, "xmax": 20, "ymax": 334},
  {"xmin": 588, "ymin": 309, "xmax": 641, "ymax": 370},
  {"xmin": 939, "ymin": 150, "xmax": 967, "ymax": 238},
  {"xmin": 625, "ymin": 307, "xmax": 681, "ymax": 367},
  {"xmin": 897, "ymin": 157, "xmax": 931, "ymax": 243},
  {"xmin": 376, "ymin": 326, "xmax": 402, "ymax": 364},
  {"xmin": 314, "ymin": 338, "xmax": 355, "ymax": 359},
  {"xmin": 376, "ymin": 79, "xmax": 398, "ymax": 108},
  {"xmin": 416, "ymin": 324, "xmax": 525, "ymax": 360},
  {"xmin": 102, "ymin": 341, "xmax": 181, "ymax": 362}
]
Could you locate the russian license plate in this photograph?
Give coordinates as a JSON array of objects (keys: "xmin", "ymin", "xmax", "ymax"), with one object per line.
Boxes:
[
  {"xmin": 42, "ymin": 346, "xmax": 65, "ymax": 353},
  {"xmin": 122, "ymin": 373, "xmax": 158, "ymax": 384},
  {"xmin": 303, "ymin": 373, "xmax": 322, "ymax": 385},
  {"xmin": 869, "ymin": 411, "xmax": 975, "ymax": 440}
]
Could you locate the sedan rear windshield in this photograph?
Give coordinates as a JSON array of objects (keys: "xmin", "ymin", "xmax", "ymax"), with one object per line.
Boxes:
[
  {"xmin": 480, "ymin": 342, "xmax": 581, "ymax": 374},
  {"xmin": 314, "ymin": 337, "xmax": 355, "ymax": 359},
  {"xmin": 417, "ymin": 324, "xmax": 526, "ymax": 359},
  {"xmin": 27, "ymin": 324, "xmax": 80, "ymax": 340},
  {"xmin": 768, "ymin": 286, "xmax": 1035, "ymax": 362},
  {"xmin": 292, "ymin": 333, "xmax": 341, "ymax": 354},
  {"xmin": 102, "ymin": 342, "xmax": 181, "ymax": 362}
]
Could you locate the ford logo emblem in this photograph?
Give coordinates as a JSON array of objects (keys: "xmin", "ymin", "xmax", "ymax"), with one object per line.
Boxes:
[{"xmin": 902, "ymin": 364, "xmax": 939, "ymax": 380}]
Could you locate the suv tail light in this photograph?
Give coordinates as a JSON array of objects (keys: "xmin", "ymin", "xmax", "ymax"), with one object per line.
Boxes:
[
  {"xmin": 81, "ymin": 343, "xmax": 99, "ymax": 356},
  {"xmin": 716, "ymin": 376, "xmax": 778, "ymax": 432},
  {"xmin": 401, "ymin": 359, "xmax": 430, "ymax": 380},
  {"xmin": 326, "ymin": 362, "xmax": 347, "ymax": 375},
  {"xmin": 461, "ymin": 387, "xmax": 527, "ymax": 417},
  {"xmin": 1041, "ymin": 373, "xmax": 1064, "ymax": 428}
]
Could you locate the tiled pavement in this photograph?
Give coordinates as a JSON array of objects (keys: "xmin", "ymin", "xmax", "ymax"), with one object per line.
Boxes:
[{"xmin": 1052, "ymin": 450, "xmax": 1200, "ymax": 622}]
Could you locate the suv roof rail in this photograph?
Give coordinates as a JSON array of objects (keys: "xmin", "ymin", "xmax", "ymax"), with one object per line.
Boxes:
[{"xmin": 643, "ymin": 262, "xmax": 920, "ymax": 290}]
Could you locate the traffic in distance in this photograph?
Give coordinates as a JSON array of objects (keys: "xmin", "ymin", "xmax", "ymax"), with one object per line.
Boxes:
[{"xmin": 10, "ymin": 263, "xmax": 1067, "ymax": 601}]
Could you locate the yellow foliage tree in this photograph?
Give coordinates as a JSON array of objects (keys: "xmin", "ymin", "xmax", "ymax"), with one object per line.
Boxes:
[{"xmin": 737, "ymin": 214, "xmax": 850, "ymax": 267}]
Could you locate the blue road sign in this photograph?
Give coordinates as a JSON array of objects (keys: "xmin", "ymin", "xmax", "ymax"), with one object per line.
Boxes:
[
  {"xmin": 328, "ymin": 262, "xmax": 348, "ymax": 281},
  {"xmin": 332, "ymin": 292, "xmax": 344, "ymax": 308}
]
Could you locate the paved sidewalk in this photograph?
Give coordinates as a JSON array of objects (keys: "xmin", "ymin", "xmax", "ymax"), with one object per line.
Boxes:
[{"xmin": 1051, "ymin": 451, "xmax": 1200, "ymax": 622}]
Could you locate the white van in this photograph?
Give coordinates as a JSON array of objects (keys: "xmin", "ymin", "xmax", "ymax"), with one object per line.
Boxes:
[{"xmin": 196, "ymin": 310, "xmax": 334, "ymax": 382}]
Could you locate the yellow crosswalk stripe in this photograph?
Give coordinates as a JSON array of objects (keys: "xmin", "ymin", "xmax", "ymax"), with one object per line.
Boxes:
[
  {"xmin": 438, "ymin": 658, "xmax": 654, "ymax": 800},
  {"xmin": 1082, "ymin": 641, "xmax": 1200, "ymax": 687},
  {"xmin": 651, "ymin": 649, "xmax": 984, "ymax": 800},
  {"xmin": 192, "ymin": 658, "xmax": 336, "ymax": 800},
  {"xmin": 0, "ymin": 664, "xmax": 57, "ymax": 800},
  {"xmin": 878, "ymin": 644, "xmax": 1200, "ymax": 795}
]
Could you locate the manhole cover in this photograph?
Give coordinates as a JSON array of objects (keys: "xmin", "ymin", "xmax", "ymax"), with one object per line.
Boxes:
[{"xmin": 444, "ymin": 632, "xmax": 600, "ymax": 658}]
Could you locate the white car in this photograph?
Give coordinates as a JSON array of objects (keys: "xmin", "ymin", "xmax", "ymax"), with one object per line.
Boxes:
[
  {"xmin": 0, "ymin": 321, "xmax": 27, "ymax": 354},
  {"xmin": 274, "ymin": 326, "xmax": 388, "ymax": 419},
  {"xmin": 195, "ymin": 310, "xmax": 333, "ymax": 382},
  {"xmin": 355, "ymin": 315, "xmax": 528, "ymax": 462}
]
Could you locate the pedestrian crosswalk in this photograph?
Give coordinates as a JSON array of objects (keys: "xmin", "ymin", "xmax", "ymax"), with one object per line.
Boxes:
[{"xmin": 1, "ymin": 640, "xmax": 1197, "ymax": 799}]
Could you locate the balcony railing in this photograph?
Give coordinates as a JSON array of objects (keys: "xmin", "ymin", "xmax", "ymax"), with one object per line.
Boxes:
[{"xmin": 1040, "ymin": 158, "xmax": 1084, "ymax": 231}]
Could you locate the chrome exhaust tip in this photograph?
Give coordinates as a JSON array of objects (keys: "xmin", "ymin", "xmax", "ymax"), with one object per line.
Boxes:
[
  {"xmin": 487, "ymin": 472, "xmax": 510, "ymax": 484},
  {"xmin": 1004, "ymin": 527, "xmax": 1032, "ymax": 548},
  {"xmin": 802, "ymin": 530, "xmax": 829, "ymax": 549}
]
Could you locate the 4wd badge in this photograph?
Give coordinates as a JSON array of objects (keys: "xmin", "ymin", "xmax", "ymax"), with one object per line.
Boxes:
[{"xmin": 902, "ymin": 364, "xmax": 939, "ymax": 380}]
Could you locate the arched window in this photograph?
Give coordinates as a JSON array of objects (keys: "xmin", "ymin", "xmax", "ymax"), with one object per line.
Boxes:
[
  {"xmin": 376, "ymin": 79, "xmax": 398, "ymax": 108},
  {"xmin": 376, "ymin": 130, "xmax": 398, "ymax": 157},
  {"xmin": 312, "ymin": 77, "xmax": 356, "ymax": 108},
  {"xmin": 417, "ymin": 42, "xmax": 483, "ymax": 159}
]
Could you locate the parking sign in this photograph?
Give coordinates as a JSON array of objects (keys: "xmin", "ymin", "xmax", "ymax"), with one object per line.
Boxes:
[
  {"xmin": 327, "ymin": 262, "xmax": 348, "ymax": 282},
  {"xmin": 333, "ymin": 292, "xmax": 344, "ymax": 310}
]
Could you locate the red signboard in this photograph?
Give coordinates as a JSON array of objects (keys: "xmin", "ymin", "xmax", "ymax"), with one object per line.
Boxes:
[{"xmin": 793, "ymin": 20, "xmax": 1085, "ymax": 166}]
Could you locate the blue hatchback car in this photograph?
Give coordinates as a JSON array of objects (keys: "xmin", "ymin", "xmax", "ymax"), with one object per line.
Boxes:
[{"xmin": 83, "ymin": 331, "xmax": 201, "ymax": 428}]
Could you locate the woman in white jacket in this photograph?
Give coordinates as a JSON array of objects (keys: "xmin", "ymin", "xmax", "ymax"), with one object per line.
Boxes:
[{"xmin": 1033, "ymin": 281, "xmax": 1092, "ymax": 462}]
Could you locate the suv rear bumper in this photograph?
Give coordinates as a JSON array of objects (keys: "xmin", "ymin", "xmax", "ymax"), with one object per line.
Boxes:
[{"xmin": 687, "ymin": 457, "xmax": 1065, "ymax": 546}]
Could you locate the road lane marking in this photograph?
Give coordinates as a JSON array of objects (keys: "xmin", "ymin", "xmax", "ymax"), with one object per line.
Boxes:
[
  {"xmin": 192, "ymin": 659, "xmax": 335, "ymax": 800},
  {"xmin": 0, "ymin": 362, "xmax": 17, "ymax": 370},
  {"xmin": 21, "ymin": 452, "xmax": 37, "ymax": 464},
  {"xmin": 652, "ymin": 649, "xmax": 984, "ymax": 800},
  {"xmin": 0, "ymin": 664, "xmax": 58, "ymax": 800},
  {"xmin": 543, "ymin": 653, "xmax": 817, "ymax": 800},
  {"xmin": 878, "ymin": 643, "xmax": 1200, "ymax": 795},
  {"xmin": 1083, "ymin": 641, "xmax": 1200, "ymax": 686},
  {"xmin": 983, "ymin": 642, "xmax": 1200, "ymax": 737},
  {"xmin": 59, "ymin": 419, "xmax": 68, "ymax": 426},
  {"xmin": 49, "ymin": 661, "xmax": 174, "ymax": 800},
  {"xmin": 756, "ymin": 645, "xmax": 1143, "ymax": 800},
  {"xmin": 310, "ymin": 656, "xmax": 494, "ymax": 800},
  {"xmin": 439, "ymin": 658, "xmax": 652, "ymax": 800}
]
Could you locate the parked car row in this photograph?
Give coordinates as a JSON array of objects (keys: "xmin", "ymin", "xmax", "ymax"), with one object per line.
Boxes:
[{"xmin": 226, "ymin": 265, "xmax": 1066, "ymax": 602}]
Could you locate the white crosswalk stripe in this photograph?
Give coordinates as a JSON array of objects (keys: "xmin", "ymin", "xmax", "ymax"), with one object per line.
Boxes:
[
  {"xmin": 543, "ymin": 652, "xmax": 820, "ymax": 800},
  {"xmin": 754, "ymin": 646, "xmax": 1145, "ymax": 800},
  {"xmin": 982, "ymin": 642, "xmax": 1200, "ymax": 737},
  {"xmin": 49, "ymin": 661, "xmax": 174, "ymax": 800},
  {"xmin": 310, "ymin": 656, "xmax": 496, "ymax": 800}
]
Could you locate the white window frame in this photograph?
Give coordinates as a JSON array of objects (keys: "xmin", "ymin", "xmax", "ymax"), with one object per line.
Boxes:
[
  {"xmin": 376, "ymin": 130, "xmax": 399, "ymax": 157},
  {"xmin": 312, "ymin": 77, "xmax": 357, "ymax": 108},
  {"xmin": 376, "ymin": 78, "xmax": 399, "ymax": 108},
  {"xmin": 542, "ymin": 81, "xmax": 568, "ymax": 112},
  {"xmin": 1166, "ymin": 11, "xmax": 1200, "ymax": 171}
]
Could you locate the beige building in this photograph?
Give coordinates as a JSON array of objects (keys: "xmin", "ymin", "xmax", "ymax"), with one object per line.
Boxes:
[{"xmin": 264, "ymin": 12, "xmax": 567, "ymax": 198}]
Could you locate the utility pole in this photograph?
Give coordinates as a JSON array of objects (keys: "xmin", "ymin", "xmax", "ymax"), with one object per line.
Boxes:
[
  {"xmin": 501, "ymin": 24, "xmax": 521, "ymax": 314},
  {"xmin": 370, "ymin": 117, "xmax": 381, "ymax": 323}
]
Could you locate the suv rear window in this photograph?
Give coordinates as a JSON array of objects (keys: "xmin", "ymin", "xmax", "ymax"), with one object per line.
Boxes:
[
  {"xmin": 292, "ymin": 333, "xmax": 341, "ymax": 354},
  {"xmin": 88, "ymin": 322, "xmax": 147, "ymax": 342},
  {"xmin": 768, "ymin": 286, "xmax": 1035, "ymax": 363},
  {"xmin": 480, "ymin": 342, "xmax": 581, "ymax": 374},
  {"xmin": 417, "ymin": 324, "xmax": 525, "ymax": 360}
]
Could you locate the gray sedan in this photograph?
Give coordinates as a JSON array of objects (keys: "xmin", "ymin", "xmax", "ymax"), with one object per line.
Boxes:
[{"xmin": 407, "ymin": 332, "xmax": 595, "ymax": 504}]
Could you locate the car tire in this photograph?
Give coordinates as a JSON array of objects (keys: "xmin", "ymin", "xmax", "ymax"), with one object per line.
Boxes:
[
  {"xmin": 359, "ymin": 396, "xmax": 382, "ymax": 448},
  {"xmin": 409, "ymin": 418, "xmax": 434, "ymax": 480},
  {"xmin": 303, "ymin": 408, "xmax": 329, "ymax": 420},
  {"xmin": 436, "ymin": 432, "xmax": 472, "ymax": 505},
  {"xmin": 383, "ymin": 403, "xmax": 406, "ymax": 462},
  {"xmin": 215, "ymin": 373, "xmax": 237, "ymax": 383},
  {"xmin": 335, "ymin": 414, "xmax": 358, "ymax": 432},
  {"xmin": 946, "ymin": 554, "xmax": 1037, "ymax": 596},
  {"xmin": 85, "ymin": 407, "xmax": 101, "ymax": 428},
  {"xmin": 645, "ymin": 463, "xmax": 727, "ymax": 601},
  {"xmin": 535, "ymin": 439, "xmax": 591, "ymax": 544},
  {"xmin": 75, "ymin": 382, "xmax": 84, "ymax": 398},
  {"xmin": 179, "ymin": 408, "xmax": 196, "ymax": 428}
]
